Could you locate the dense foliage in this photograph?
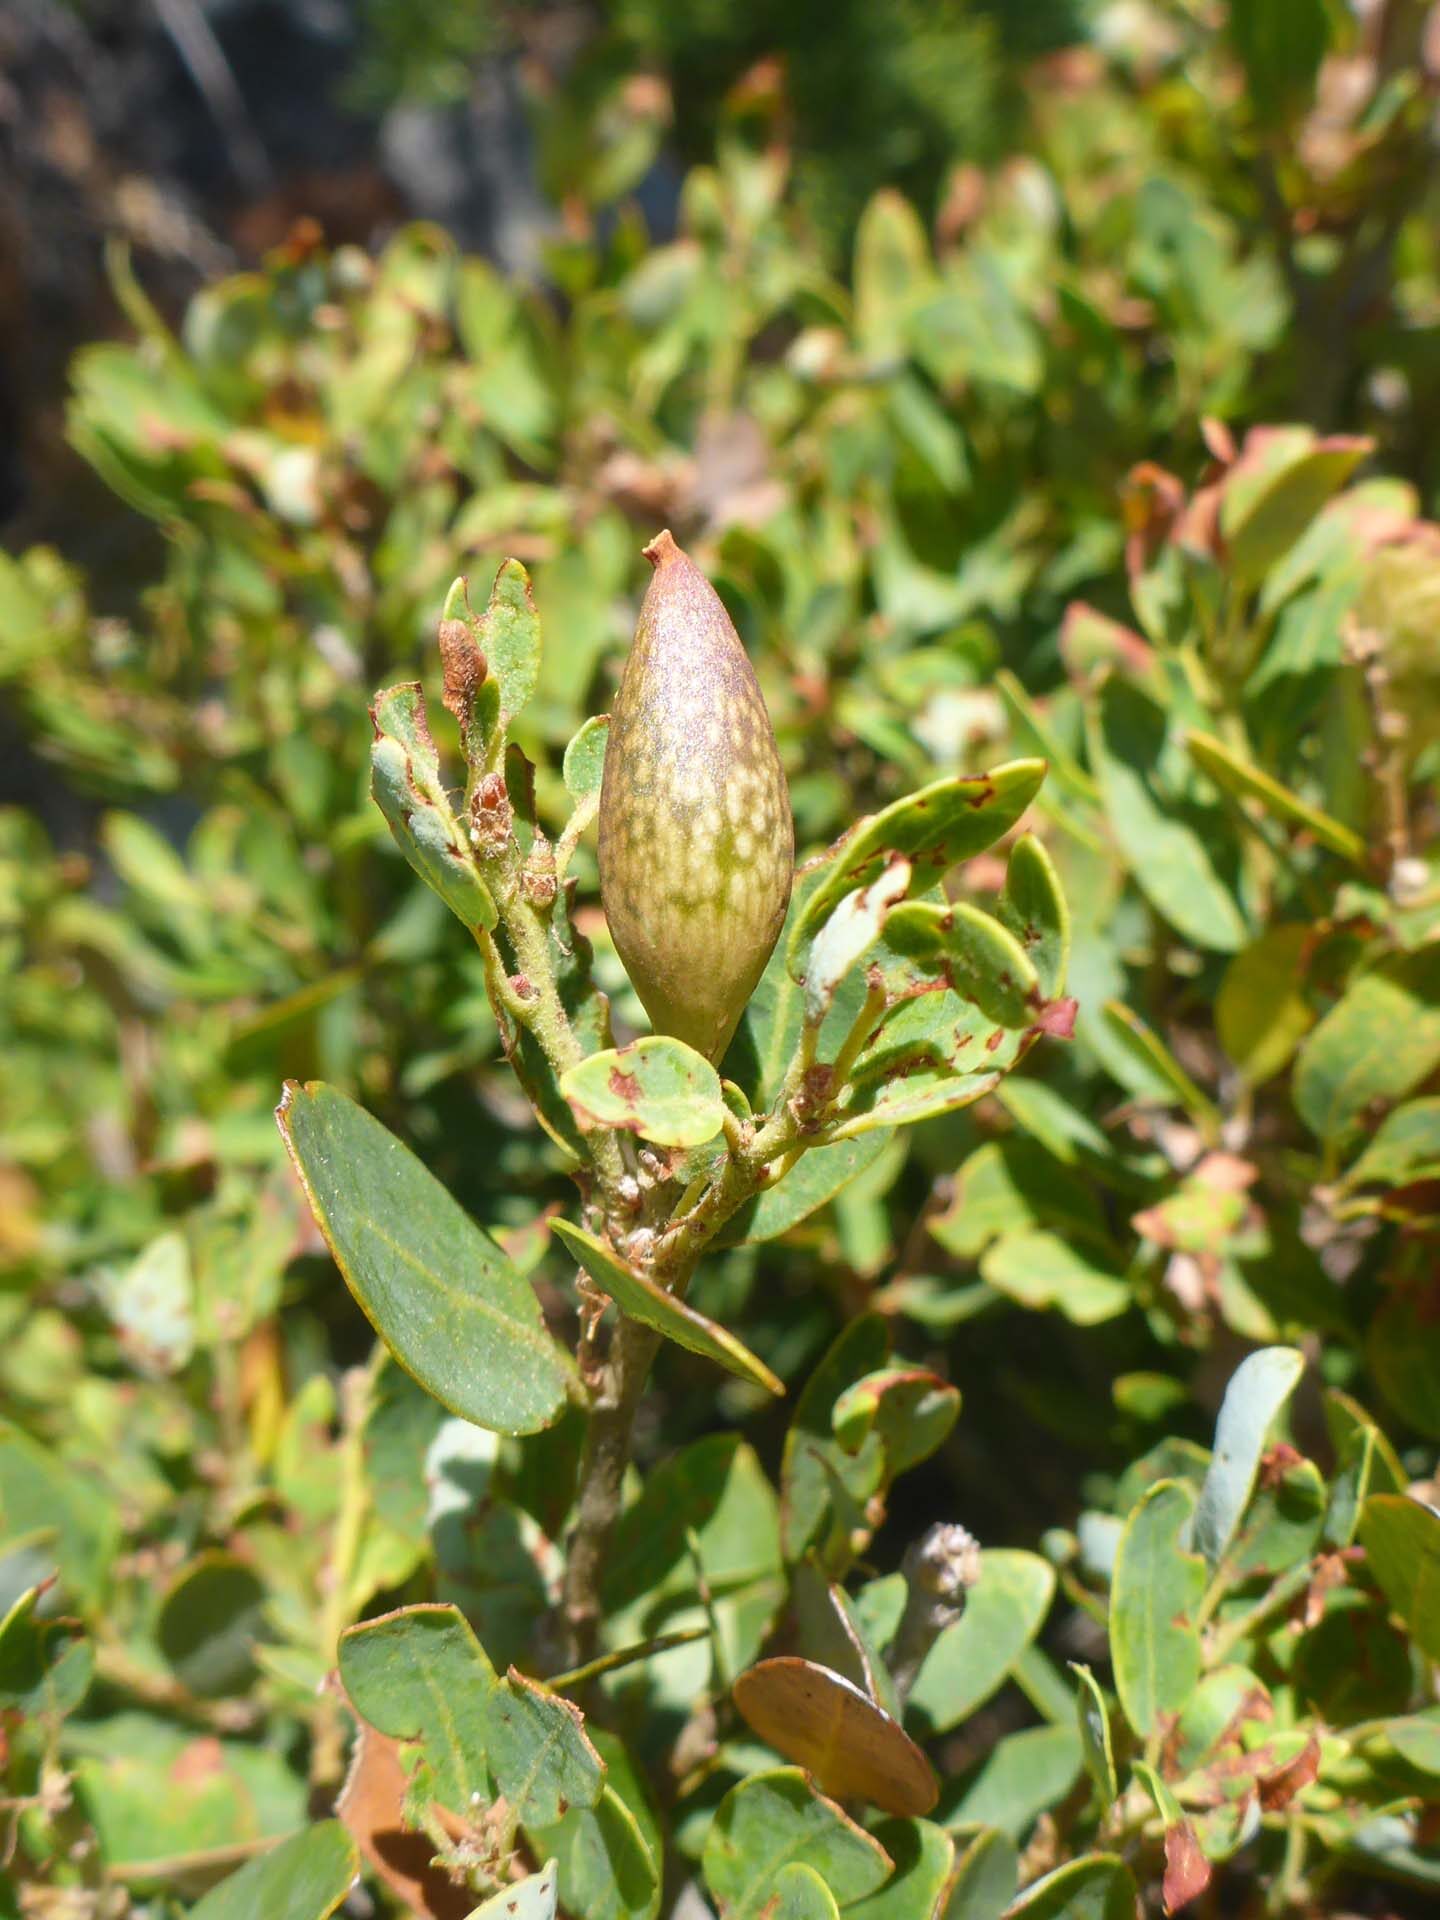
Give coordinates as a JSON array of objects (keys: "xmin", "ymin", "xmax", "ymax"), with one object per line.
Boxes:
[{"xmin": 3, "ymin": 6, "xmax": 1440, "ymax": 1917}]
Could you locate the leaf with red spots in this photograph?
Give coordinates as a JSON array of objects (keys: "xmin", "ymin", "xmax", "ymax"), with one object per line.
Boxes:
[{"xmin": 559, "ymin": 1035, "xmax": 725, "ymax": 1148}]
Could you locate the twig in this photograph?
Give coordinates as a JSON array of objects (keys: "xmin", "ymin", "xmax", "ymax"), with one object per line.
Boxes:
[
  {"xmin": 886, "ymin": 1523, "xmax": 982, "ymax": 1707},
  {"xmin": 151, "ymin": 0, "xmax": 272, "ymax": 193}
]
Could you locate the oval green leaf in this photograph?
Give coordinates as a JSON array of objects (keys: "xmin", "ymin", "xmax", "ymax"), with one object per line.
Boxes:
[
  {"xmin": 1110, "ymin": 1480, "xmax": 1205, "ymax": 1737},
  {"xmin": 277, "ymin": 1081, "xmax": 575, "ymax": 1436},
  {"xmin": 559, "ymin": 1036, "xmax": 725, "ymax": 1148}
]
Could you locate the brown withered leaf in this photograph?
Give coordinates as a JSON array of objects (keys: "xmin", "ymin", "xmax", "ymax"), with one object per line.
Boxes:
[
  {"xmin": 1257, "ymin": 1729, "xmax": 1321, "ymax": 1811},
  {"xmin": 1162, "ymin": 1819, "xmax": 1212, "ymax": 1915},
  {"xmin": 336, "ymin": 1714, "xmax": 474, "ymax": 1919}
]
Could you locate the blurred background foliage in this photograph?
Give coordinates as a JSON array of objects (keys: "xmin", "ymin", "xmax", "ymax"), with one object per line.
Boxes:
[{"xmin": 3, "ymin": 0, "xmax": 1440, "ymax": 1910}]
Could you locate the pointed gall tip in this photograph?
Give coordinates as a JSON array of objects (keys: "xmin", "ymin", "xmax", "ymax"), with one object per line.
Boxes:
[{"xmin": 642, "ymin": 528, "xmax": 681, "ymax": 569}]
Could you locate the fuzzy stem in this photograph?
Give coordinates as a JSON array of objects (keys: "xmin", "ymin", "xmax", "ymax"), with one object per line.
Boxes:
[{"xmin": 887, "ymin": 1523, "xmax": 982, "ymax": 1707}]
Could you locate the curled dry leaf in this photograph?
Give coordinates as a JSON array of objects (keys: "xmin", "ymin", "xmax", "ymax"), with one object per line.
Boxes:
[{"xmin": 731, "ymin": 1656, "xmax": 938, "ymax": 1818}]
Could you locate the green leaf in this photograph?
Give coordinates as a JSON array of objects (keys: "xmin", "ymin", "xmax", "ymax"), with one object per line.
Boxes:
[
  {"xmin": 1294, "ymin": 948, "xmax": 1440, "ymax": 1150},
  {"xmin": 480, "ymin": 557, "xmax": 542, "ymax": 728},
  {"xmin": 0, "ymin": 1424, "xmax": 118, "ymax": 1609},
  {"xmin": 940, "ymin": 1830, "xmax": 1018, "ymax": 1920},
  {"xmin": 550, "ymin": 1219, "xmax": 782, "ymax": 1396},
  {"xmin": 156, "ymin": 1551, "xmax": 266, "ymax": 1698},
  {"xmin": 997, "ymin": 833, "xmax": 1071, "ymax": 1000},
  {"xmin": 467, "ymin": 1861, "xmax": 558, "ymax": 1920},
  {"xmin": 1089, "ymin": 679, "xmax": 1245, "ymax": 953},
  {"xmin": 1110, "ymin": 1480, "xmax": 1205, "ymax": 1737},
  {"xmin": 484, "ymin": 1668, "xmax": 606, "ymax": 1827},
  {"xmin": 1324, "ymin": 1396, "xmax": 1396, "ymax": 1546},
  {"xmin": 0, "ymin": 1588, "xmax": 93, "ymax": 1721},
  {"xmin": 370, "ymin": 682, "xmax": 497, "ymax": 930},
  {"xmin": 1340, "ymin": 1098, "xmax": 1440, "ymax": 1194},
  {"xmin": 559, "ymin": 1036, "xmax": 725, "ymax": 1148},
  {"xmin": 979, "ymin": 1231, "xmax": 1130, "ymax": 1326},
  {"xmin": 789, "ymin": 760, "xmax": 1048, "ymax": 972},
  {"xmin": 1217, "ymin": 927, "xmax": 1315, "ymax": 1085},
  {"xmin": 1170, "ymin": 1665, "xmax": 1271, "ymax": 1773},
  {"xmin": 771, "ymin": 1862, "xmax": 841, "ymax": 1920},
  {"xmin": 929, "ymin": 1140, "xmax": 1113, "ymax": 1262},
  {"xmin": 908, "ymin": 1550, "xmax": 1056, "ymax": 1736},
  {"xmin": 1381, "ymin": 1714, "xmax": 1440, "ymax": 1778},
  {"xmin": 1359, "ymin": 1495, "xmax": 1440, "ymax": 1662},
  {"xmin": 882, "ymin": 900, "xmax": 1042, "ymax": 1029},
  {"xmin": 338, "ymin": 1603, "xmax": 495, "ymax": 1809},
  {"xmin": 792, "ymin": 1562, "xmax": 898, "ymax": 1718},
  {"xmin": 1228, "ymin": 1455, "xmax": 1326, "ymax": 1580},
  {"xmin": 341, "ymin": 1604, "xmax": 603, "ymax": 1829},
  {"xmin": 563, "ymin": 714, "xmax": 610, "ymax": 799},
  {"xmin": 854, "ymin": 187, "xmax": 936, "ymax": 360},
  {"xmin": 945, "ymin": 1724, "xmax": 1082, "ymax": 1838},
  {"xmin": 69, "ymin": 1712, "xmax": 305, "ymax": 1869},
  {"xmin": 1004, "ymin": 1855, "xmax": 1138, "ymax": 1920},
  {"xmin": 277, "ymin": 1082, "xmax": 574, "ymax": 1435},
  {"xmin": 803, "ymin": 860, "xmax": 913, "ymax": 1024},
  {"xmin": 101, "ymin": 1228, "xmax": 194, "ymax": 1373},
  {"xmin": 1228, "ymin": 0, "xmax": 1331, "ymax": 117},
  {"xmin": 1101, "ymin": 1002, "xmax": 1221, "ymax": 1138},
  {"xmin": 1187, "ymin": 730, "xmax": 1365, "ymax": 865},
  {"xmin": 832, "ymin": 1368, "xmax": 960, "ymax": 1478},
  {"xmin": 1192, "ymin": 1346, "xmax": 1305, "ymax": 1568},
  {"xmin": 189, "ymin": 1822, "xmax": 359, "ymax": 1920},
  {"xmin": 524, "ymin": 1786, "xmax": 659, "ymax": 1920},
  {"xmin": 1325, "ymin": 1388, "xmax": 1406, "ymax": 1496},
  {"xmin": 847, "ymin": 1820, "xmax": 954, "ymax": 1920},
  {"xmin": 1071, "ymin": 1664, "xmax": 1118, "ymax": 1807},
  {"xmin": 702, "ymin": 1768, "xmax": 893, "ymax": 1920},
  {"xmin": 1219, "ymin": 430, "xmax": 1371, "ymax": 585}
]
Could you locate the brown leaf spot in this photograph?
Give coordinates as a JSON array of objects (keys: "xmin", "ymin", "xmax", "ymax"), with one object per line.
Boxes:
[
  {"xmin": 170, "ymin": 1737, "xmax": 224, "ymax": 1785},
  {"xmin": 608, "ymin": 1069, "xmax": 643, "ymax": 1105}
]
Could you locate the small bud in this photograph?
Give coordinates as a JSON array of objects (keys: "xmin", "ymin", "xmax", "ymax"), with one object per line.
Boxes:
[
  {"xmin": 599, "ymin": 531, "xmax": 793, "ymax": 1060},
  {"xmin": 521, "ymin": 834, "xmax": 558, "ymax": 908},
  {"xmin": 471, "ymin": 771, "xmax": 511, "ymax": 857}
]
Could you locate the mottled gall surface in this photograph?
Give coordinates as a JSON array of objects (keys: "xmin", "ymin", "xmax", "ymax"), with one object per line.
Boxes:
[{"xmin": 599, "ymin": 530, "xmax": 793, "ymax": 1060}]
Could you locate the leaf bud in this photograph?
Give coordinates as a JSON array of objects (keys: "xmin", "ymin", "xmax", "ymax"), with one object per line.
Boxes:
[{"xmin": 599, "ymin": 531, "xmax": 793, "ymax": 1060}]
